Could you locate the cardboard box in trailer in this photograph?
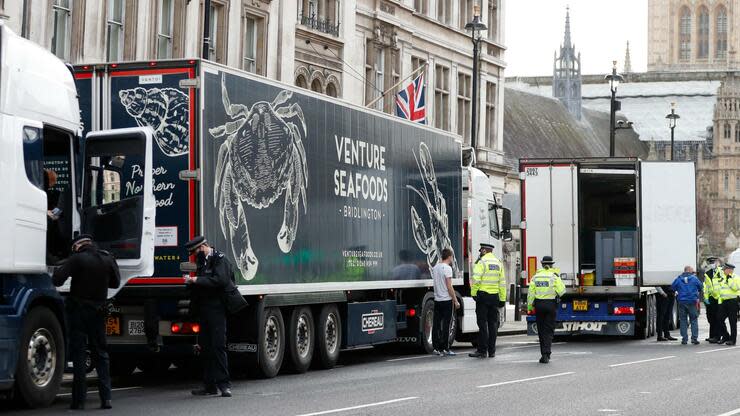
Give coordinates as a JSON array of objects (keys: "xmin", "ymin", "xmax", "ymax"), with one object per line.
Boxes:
[
  {"xmin": 518, "ymin": 158, "xmax": 696, "ymax": 338},
  {"xmin": 74, "ymin": 60, "xmax": 512, "ymax": 377}
]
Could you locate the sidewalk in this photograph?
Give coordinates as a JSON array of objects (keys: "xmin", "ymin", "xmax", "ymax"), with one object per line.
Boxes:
[{"xmin": 499, "ymin": 304, "xmax": 528, "ymax": 335}]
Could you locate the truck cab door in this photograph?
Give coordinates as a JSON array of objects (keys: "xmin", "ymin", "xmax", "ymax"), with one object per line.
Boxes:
[{"xmin": 80, "ymin": 127, "xmax": 155, "ymax": 298}]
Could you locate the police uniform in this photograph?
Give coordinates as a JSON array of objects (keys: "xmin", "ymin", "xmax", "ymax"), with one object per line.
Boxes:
[
  {"xmin": 186, "ymin": 236, "xmax": 234, "ymax": 397},
  {"xmin": 469, "ymin": 243, "xmax": 506, "ymax": 358},
  {"xmin": 52, "ymin": 235, "xmax": 120, "ymax": 410},
  {"xmin": 718, "ymin": 263, "xmax": 740, "ymax": 346},
  {"xmin": 527, "ymin": 256, "xmax": 565, "ymax": 364},
  {"xmin": 703, "ymin": 257, "xmax": 723, "ymax": 343}
]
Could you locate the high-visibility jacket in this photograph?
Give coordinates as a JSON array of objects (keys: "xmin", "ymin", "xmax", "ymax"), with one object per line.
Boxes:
[
  {"xmin": 704, "ymin": 267, "xmax": 722, "ymax": 301},
  {"xmin": 527, "ymin": 268, "xmax": 566, "ymax": 309},
  {"xmin": 471, "ymin": 252, "xmax": 506, "ymax": 301},
  {"xmin": 719, "ymin": 272, "xmax": 740, "ymax": 303}
]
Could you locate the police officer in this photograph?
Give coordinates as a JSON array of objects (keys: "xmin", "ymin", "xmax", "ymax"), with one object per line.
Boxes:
[
  {"xmin": 185, "ymin": 236, "xmax": 233, "ymax": 397},
  {"xmin": 468, "ymin": 243, "xmax": 506, "ymax": 358},
  {"xmin": 527, "ymin": 256, "xmax": 565, "ymax": 364},
  {"xmin": 703, "ymin": 256, "xmax": 723, "ymax": 343},
  {"xmin": 718, "ymin": 263, "xmax": 740, "ymax": 346},
  {"xmin": 52, "ymin": 235, "xmax": 120, "ymax": 410}
]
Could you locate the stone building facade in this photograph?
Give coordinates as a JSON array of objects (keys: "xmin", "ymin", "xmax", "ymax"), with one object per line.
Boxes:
[
  {"xmin": 552, "ymin": 7, "xmax": 581, "ymax": 120},
  {"xmin": 0, "ymin": 0, "xmax": 508, "ymax": 193},
  {"xmin": 648, "ymin": 0, "xmax": 740, "ymax": 71}
]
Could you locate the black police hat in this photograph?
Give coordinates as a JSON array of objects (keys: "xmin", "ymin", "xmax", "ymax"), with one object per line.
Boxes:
[
  {"xmin": 185, "ymin": 236, "xmax": 208, "ymax": 253},
  {"xmin": 71, "ymin": 234, "xmax": 93, "ymax": 247},
  {"xmin": 542, "ymin": 256, "xmax": 555, "ymax": 264},
  {"xmin": 479, "ymin": 243, "xmax": 495, "ymax": 250},
  {"xmin": 724, "ymin": 263, "xmax": 736, "ymax": 270}
]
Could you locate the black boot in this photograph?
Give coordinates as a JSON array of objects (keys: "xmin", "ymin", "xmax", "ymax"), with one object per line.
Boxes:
[
  {"xmin": 468, "ymin": 351, "xmax": 487, "ymax": 358},
  {"xmin": 101, "ymin": 400, "xmax": 112, "ymax": 409},
  {"xmin": 191, "ymin": 387, "xmax": 218, "ymax": 396},
  {"xmin": 539, "ymin": 355, "xmax": 550, "ymax": 364}
]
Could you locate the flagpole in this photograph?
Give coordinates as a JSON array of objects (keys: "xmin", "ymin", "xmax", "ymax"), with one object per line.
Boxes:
[{"xmin": 366, "ymin": 62, "xmax": 429, "ymax": 109}]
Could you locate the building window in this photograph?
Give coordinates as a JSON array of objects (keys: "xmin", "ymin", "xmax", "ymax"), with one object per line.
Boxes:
[
  {"xmin": 457, "ymin": 72, "xmax": 472, "ymax": 142},
  {"xmin": 716, "ymin": 6, "xmax": 728, "ymax": 59},
  {"xmin": 735, "ymin": 175, "xmax": 740, "ymax": 193},
  {"xmin": 298, "ymin": 0, "xmax": 340, "ymax": 37},
  {"xmin": 414, "ymin": 0, "xmax": 428, "ymax": 16},
  {"xmin": 434, "ymin": 65, "xmax": 450, "ymax": 131},
  {"xmin": 296, "ymin": 74, "xmax": 308, "ymax": 89},
  {"xmin": 51, "ymin": 0, "xmax": 72, "ymax": 60},
  {"xmin": 242, "ymin": 12, "xmax": 265, "ymax": 74},
  {"xmin": 311, "ymin": 78, "xmax": 322, "ymax": 93},
  {"xmin": 487, "ymin": 1, "xmax": 497, "ymax": 41},
  {"xmin": 107, "ymin": 0, "xmax": 125, "ymax": 62},
  {"xmin": 736, "ymin": 124, "xmax": 740, "ymax": 143},
  {"xmin": 725, "ymin": 123, "xmax": 731, "ymax": 139},
  {"xmin": 156, "ymin": 0, "xmax": 174, "ymax": 58},
  {"xmin": 459, "ymin": 0, "xmax": 473, "ymax": 30},
  {"xmin": 365, "ymin": 43, "xmax": 384, "ymax": 111},
  {"xmin": 327, "ymin": 82, "xmax": 338, "ymax": 98},
  {"xmin": 679, "ymin": 7, "xmax": 691, "ymax": 61},
  {"xmin": 437, "ymin": 0, "xmax": 451, "ymax": 25},
  {"xmin": 725, "ymin": 172, "xmax": 729, "ymax": 193},
  {"xmin": 207, "ymin": 1, "xmax": 228, "ymax": 64},
  {"xmin": 697, "ymin": 7, "xmax": 709, "ymax": 59},
  {"xmin": 486, "ymin": 81, "xmax": 497, "ymax": 148}
]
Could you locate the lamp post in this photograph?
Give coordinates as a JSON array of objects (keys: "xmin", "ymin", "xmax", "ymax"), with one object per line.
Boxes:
[
  {"xmin": 666, "ymin": 102, "xmax": 680, "ymax": 161},
  {"xmin": 465, "ymin": 4, "xmax": 486, "ymax": 153},
  {"xmin": 604, "ymin": 60, "xmax": 624, "ymax": 157}
]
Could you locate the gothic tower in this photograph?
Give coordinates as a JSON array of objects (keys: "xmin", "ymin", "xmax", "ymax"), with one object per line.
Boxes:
[
  {"xmin": 553, "ymin": 7, "xmax": 583, "ymax": 120},
  {"xmin": 624, "ymin": 41, "xmax": 633, "ymax": 74}
]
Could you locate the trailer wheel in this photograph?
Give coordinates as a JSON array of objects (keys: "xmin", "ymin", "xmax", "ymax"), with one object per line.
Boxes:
[
  {"xmin": 648, "ymin": 295, "xmax": 657, "ymax": 337},
  {"xmin": 15, "ymin": 306, "xmax": 64, "ymax": 408},
  {"xmin": 287, "ymin": 307, "xmax": 315, "ymax": 373},
  {"xmin": 257, "ymin": 307, "xmax": 285, "ymax": 378},
  {"xmin": 420, "ymin": 298, "xmax": 435, "ymax": 354},
  {"xmin": 315, "ymin": 304, "xmax": 341, "ymax": 369}
]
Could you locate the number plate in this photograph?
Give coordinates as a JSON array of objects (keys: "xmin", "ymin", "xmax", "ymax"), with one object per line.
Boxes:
[
  {"xmin": 106, "ymin": 315, "xmax": 121, "ymax": 336},
  {"xmin": 128, "ymin": 320, "xmax": 145, "ymax": 336},
  {"xmin": 573, "ymin": 300, "xmax": 588, "ymax": 311}
]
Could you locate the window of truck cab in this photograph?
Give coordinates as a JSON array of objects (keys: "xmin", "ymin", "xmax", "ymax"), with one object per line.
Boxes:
[{"xmin": 488, "ymin": 202, "xmax": 500, "ymax": 238}]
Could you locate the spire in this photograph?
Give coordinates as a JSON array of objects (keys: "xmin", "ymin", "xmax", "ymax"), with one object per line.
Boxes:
[
  {"xmin": 563, "ymin": 6, "xmax": 572, "ymax": 49},
  {"xmin": 624, "ymin": 41, "xmax": 632, "ymax": 73}
]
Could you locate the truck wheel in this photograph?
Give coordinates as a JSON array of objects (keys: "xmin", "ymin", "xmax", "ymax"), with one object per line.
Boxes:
[
  {"xmin": 420, "ymin": 298, "xmax": 434, "ymax": 354},
  {"xmin": 257, "ymin": 307, "xmax": 285, "ymax": 378},
  {"xmin": 315, "ymin": 304, "xmax": 341, "ymax": 369},
  {"xmin": 15, "ymin": 307, "xmax": 64, "ymax": 408},
  {"xmin": 447, "ymin": 309, "xmax": 457, "ymax": 349},
  {"xmin": 287, "ymin": 307, "xmax": 315, "ymax": 373},
  {"xmin": 648, "ymin": 295, "xmax": 657, "ymax": 337}
]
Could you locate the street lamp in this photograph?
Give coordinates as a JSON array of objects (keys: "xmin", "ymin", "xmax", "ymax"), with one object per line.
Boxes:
[
  {"xmin": 465, "ymin": 4, "xmax": 486, "ymax": 154},
  {"xmin": 604, "ymin": 60, "xmax": 624, "ymax": 157},
  {"xmin": 666, "ymin": 102, "xmax": 680, "ymax": 161}
]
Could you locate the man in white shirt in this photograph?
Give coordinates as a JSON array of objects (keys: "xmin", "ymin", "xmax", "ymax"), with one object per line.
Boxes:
[{"xmin": 432, "ymin": 248, "xmax": 460, "ymax": 356}]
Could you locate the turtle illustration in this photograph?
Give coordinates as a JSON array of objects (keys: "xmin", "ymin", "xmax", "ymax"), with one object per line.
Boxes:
[
  {"xmin": 407, "ymin": 142, "xmax": 458, "ymax": 276},
  {"xmin": 208, "ymin": 73, "xmax": 308, "ymax": 281},
  {"xmin": 119, "ymin": 87, "xmax": 189, "ymax": 157}
]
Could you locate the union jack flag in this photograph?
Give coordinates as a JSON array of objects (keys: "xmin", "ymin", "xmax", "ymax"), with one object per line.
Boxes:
[{"xmin": 396, "ymin": 71, "xmax": 426, "ymax": 124}]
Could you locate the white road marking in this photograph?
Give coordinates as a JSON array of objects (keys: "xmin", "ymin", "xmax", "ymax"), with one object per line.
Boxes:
[
  {"xmin": 504, "ymin": 342, "xmax": 565, "ymax": 350},
  {"xmin": 608, "ymin": 356, "xmax": 675, "ymax": 368},
  {"xmin": 386, "ymin": 355, "xmax": 433, "ymax": 362},
  {"xmin": 296, "ymin": 397, "xmax": 419, "ymax": 416},
  {"xmin": 717, "ymin": 408, "xmax": 740, "ymax": 416},
  {"xmin": 697, "ymin": 346, "xmax": 740, "ymax": 354},
  {"xmin": 598, "ymin": 410, "xmax": 620, "ymax": 413},
  {"xmin": 57, "ymin": 386, "xmax": 142, "ymax": 397},
  {"xmin": 477, "ymin": 372, "xmax": 575, "ymax": 388}
]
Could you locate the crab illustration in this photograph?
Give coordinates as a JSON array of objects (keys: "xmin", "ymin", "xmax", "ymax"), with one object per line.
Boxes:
[
  {"xmin": 407, "ymin": 142, "xmax": 458, "ymax": 276},
  {"xmin": 208, "ymin": 74, "xmax": 308, "ymax": 281},
  {"xmin": 119, "ymin": 87, "xmax": 189, "ymax": 157}
]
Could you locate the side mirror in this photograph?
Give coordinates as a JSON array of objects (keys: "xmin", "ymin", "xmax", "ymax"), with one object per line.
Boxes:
[
  {"xmin": 502, "ymin": 230, "xmax": 513, "ymax": 242},
  {"xmin": 502, "ymin": 208, "xmax": 512, "ymax": 232},
  {"xmin": 180, "ymin": 262, "xmax": 197, "ymax": 273}
]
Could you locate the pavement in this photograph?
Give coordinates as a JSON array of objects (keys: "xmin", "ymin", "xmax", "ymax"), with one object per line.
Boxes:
[{"xmin": 6, "ymin": 309, "xmax": 740, "ymax": 416}]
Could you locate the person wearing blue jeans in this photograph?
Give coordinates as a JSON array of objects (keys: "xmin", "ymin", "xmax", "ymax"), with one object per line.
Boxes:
[{"xmin": 671, "ymin": 265, "xmax": 704, "ymax": 345}]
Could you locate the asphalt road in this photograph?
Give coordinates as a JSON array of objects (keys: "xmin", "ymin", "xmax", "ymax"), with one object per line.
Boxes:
[{"xmin": 6, "ymin": 313, "xmax": 740, "ymax": 416}]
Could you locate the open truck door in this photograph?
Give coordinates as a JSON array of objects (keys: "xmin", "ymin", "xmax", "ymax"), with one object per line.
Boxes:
[{"xmin": 81, "ymin": 127, "xmax": 156, "ymax": 297}]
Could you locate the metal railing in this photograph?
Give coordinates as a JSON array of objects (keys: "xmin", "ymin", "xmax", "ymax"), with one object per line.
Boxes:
[{"xmin": 300, "ymin": 14, "xmax": 340, "ymax": 37}]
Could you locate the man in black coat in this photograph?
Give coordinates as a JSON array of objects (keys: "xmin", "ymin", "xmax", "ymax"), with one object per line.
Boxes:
[
  {"xmin": 53, "ymin": 235, "xmax": 120, "ymax": 410},
  {"xmin": 185, "ymin": 236, "xmax": 233, "ymax": 398}
]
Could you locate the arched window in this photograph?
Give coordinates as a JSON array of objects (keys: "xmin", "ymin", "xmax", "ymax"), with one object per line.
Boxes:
[
  {"xmin": 296, "ymin": 74, "xmax": 308, "ymax": 89},
  {"xmin": 679, "ymin": 7, "xmax": 691, "ymax": 61},
  {"xmin": 736, "ymin": 124, "xmax": 740, "ymax": 143},
  {"xmin": 326, "ymin": 82, "xmax": 338, "ymax": 98},
  {"xmin": 311, "ymin": 78, "xmax": 322, "ymax": 93},
  {"xmin": 697, "ymin": 7, "xmax": 709, "ymax": 59},
  {"xmin": 716, "ymin": 5, "xmax": 728, "ymax": 59},
  {"xmin": 725, "ymin": 122, "xmax": 731, "ymax": 139}
]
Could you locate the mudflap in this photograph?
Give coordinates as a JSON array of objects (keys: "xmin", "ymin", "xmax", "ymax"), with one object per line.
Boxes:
[
  {"xmin": 527, "ymin": 320, "xmax": 635, "ymax": 336},
  {"xmin": 345, "ymin": 300, "xmax": 397, "ymax": 347}
]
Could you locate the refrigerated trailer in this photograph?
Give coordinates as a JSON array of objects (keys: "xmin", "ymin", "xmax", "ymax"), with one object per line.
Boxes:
[
  {"xmin": 518, "ymin": 158, "xmax": 696, "ymax": 338},
  {"xmin": 73, "ymin": 60, "xmax": 512, "ymax": 377}
]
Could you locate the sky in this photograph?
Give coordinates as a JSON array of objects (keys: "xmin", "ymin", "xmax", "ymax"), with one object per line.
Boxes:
[{"xmin": 505, "ymin": 0, "xmax": 648, "ymax": 77}]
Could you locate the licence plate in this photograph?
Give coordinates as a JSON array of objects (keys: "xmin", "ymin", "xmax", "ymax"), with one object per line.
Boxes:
[
  {"xmin": 573, "ymin": 300, "xmax": 588, "ymax": 311},
  {"xmin": 128, "ymin": 320, "xmax": 145, "ymax": 336},
  {"xmin": 105, "ymin": 315, "xmax": 121, "ymax": 336}
]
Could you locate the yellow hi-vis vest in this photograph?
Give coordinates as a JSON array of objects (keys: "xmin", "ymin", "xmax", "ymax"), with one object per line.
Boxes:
[
  {"xmin": 704, "ymin": 267, "xmax": 722, "ymax": 301},
  {"xmin": 471, "ymin": 252, "xmax": 506, "ymax": 300},
  {"xmin": 527, "ymin": 268, "xmax": 566, "ymax": 310},
  {"xmin": 719, "ymin": 272, "xmax": 740, "ymax": 303}
]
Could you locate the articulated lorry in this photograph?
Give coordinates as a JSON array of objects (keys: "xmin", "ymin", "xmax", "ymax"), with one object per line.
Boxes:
[
  {"xmin": 0, "ymin": 25, "xmax": 155, "ymax": 407},
  {"xmin": 518, "ymin": 158, "xmax": 696, "ymax": 338},
  {"xmin": 73, "ymin": 59, "xmax": 512, "ymax": 377}
]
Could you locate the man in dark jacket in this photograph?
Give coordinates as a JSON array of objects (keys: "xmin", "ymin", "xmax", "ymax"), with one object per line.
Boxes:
[
  {"xmin": 656, "ymin": 283, "xmax": 677, "ymax": 342},
  {"xmin": 185, "ymin": 236, "xmax": 233, "ymax": 398},
  {"xmin": 53, "ymin": 235, "xmax": 120, "ymax": 410}
]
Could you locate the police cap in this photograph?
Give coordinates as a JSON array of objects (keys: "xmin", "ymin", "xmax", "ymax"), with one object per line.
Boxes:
[
  {"xmin": 541, "ymin": 256, "xmax": 555, "ymax": 265},
  {"xmin": 724, "ymin": 263, "xmax": 736, "ymax": 270},
  {"xmin": 479, "ymin": 243, "xmax": 495, "ymax": 250},
  {"xmin": 71, "ymin": 234, "xmax": 93, "ymax": 248},
  {"xmin": 185, "ymin": 236, "xmax": 208, "ymax": 253}
]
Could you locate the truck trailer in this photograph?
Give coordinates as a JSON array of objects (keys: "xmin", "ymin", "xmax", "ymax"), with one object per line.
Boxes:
[
  {"xmin": 0, "ymin": 24, "xmax": 155, "ymax": 407},
  {"xmin": 73, "ymin": 60, "xmax": 512, "ymax": 378},
  {"xmin": 518, "ymin": 158, "xmax": 696, "ymax": 338}
]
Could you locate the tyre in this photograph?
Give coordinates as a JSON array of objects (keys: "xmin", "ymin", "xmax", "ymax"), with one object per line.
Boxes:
[
  {"xmin": 314, "ymin": 304, "xmax": 341, "ymax": 369},
  {"xmin": 420, "ymin": 298, "xmax": 434, "ymax": 354},
  {"xmin": 109, "ymin": 355, "xmax": 137, "ymax": 378},
  {"xmin": 287, "ymin": 307, "xmax": 315, "ymax": 373},
  {"xmin": 447, "ymin": 307, "xmax": 457, "ymax": 349},
  {"xmin": 648, "ymin": 295, "xmax": 657, "ymax": 337},
  {"xmin": 15, "ymin": 307, "xmax": 65, "ymax": 408},
  {"xmin": 257, "ymin": 307, "xmax": 285, "ymax": 378}
]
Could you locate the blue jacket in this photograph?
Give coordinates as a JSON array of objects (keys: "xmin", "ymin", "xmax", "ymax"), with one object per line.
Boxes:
[{"xmin": 671, "ymin": 272, "xmax": 703, "ymax": 303}]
